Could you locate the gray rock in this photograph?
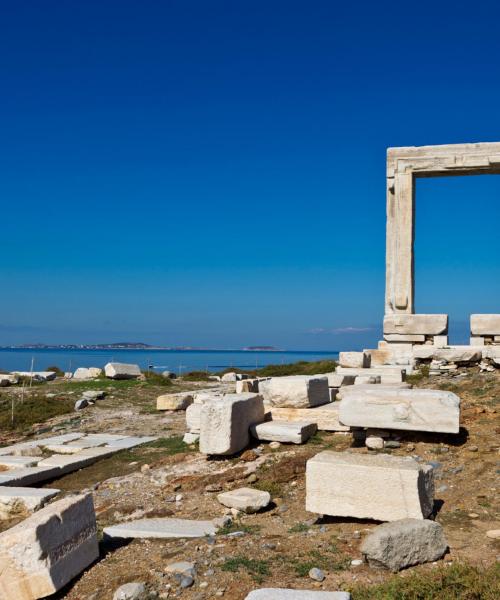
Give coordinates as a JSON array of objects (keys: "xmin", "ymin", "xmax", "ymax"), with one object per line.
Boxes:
[
  {"xmin": 361, "ymin": 518, "xmax": 448, "ymax": 571},
  {"xmin": 308, "ymin": 567, "xmax": 325, "ymax": 582},
  {"xmin": 82, "ymin": 390, "xmax": 106, "ymax": 401},
  {"xmin": 113, "ymin": 582, "xmax": 147, "ymax": 600},
  {"xmin": 74, "ymin": 399, "xmax": 89, "ymax": 410}
]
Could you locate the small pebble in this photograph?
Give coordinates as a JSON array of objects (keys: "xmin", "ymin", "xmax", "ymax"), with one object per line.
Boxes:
[
  {"xmin": 269, "ymin": 441, "xmax": 281, "ymax": 450},
  {"xmin": 486, "ymin": 530, "xmax": 500, "ymax": 539},
  {"xmin": 469, "ymin": 445, "xmax": 479, "ymax": 452},
  {"xmin": 468, "ymin": 513, "xmax": 479, "ymax": 519},
  {"xmin": 351, "ymin": 559, "xmax": 363, "ymax": 567}
]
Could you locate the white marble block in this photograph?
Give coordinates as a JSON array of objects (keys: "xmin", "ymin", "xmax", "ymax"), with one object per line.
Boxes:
[
  {"xmin": 0, "ymin": 494, "xmax": 98, "ymax": 600},
  {"xmin": 335, "ymin": 366, "xmax": 405, "ymax": 384},
  {"xmin": 306, "ymin": 452, "xmax": 434, "ymax": 521},
  {"xmin": 104, "ymin": 362, "xmax": 141, "ymax": 379},
  {"xmin": 250, "ymin": 420, "xmax": 317, "ymax": 444},
  {"xmin": 266, "ymin": 402, "xmax": 349, "ymax": 432},
  {"xmin": 0, "ymin": 487, "xmax": 59, "ymax": 519},
  {"xmin": 199, "ymin": 393, "xmax": 265, "ymax": 455},
  {"xmin": 339, "ymin": 387, "xmax": 460, "ymax": 433},
  {"xmin": 384, "ymin": 314, "xmax": 448, "ymax": 335},
  {"xmin": 338, "ymin": 351, "xmax": 370, "ymax": 368},
  {"xmin": 262, "ymin": 375, "xmax": 330, "ymax": 408},
  {"xmin": 470, "ymin": 314, "xmax": 500, "ymax": 336},
  {"xmin": 156, "ymin": 392, "xmax": 193, "ymax": 411}
]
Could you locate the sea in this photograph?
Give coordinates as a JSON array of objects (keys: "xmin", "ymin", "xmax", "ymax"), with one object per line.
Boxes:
[{"xmin": 0, "ymin": 348, "xmax": 339, "ymax": 375}]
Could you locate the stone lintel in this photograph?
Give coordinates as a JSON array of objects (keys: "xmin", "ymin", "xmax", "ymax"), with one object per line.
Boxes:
[{"xmin": 384, "ymin": 314, "xmax": 448, "ymax": 336}]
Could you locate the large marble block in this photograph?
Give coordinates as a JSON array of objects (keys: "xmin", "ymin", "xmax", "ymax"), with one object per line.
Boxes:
[
  {"xmin": 470, "ymin": 314, "xmax": 500, "ymax": 336},
  {"xmin": 306, "ymin": 452, "xmax": 434, "ymax": 521},
  {"xmin": 262, "ymin": 375, "xmax": 330, "ymax": 408},
  {"xmin": 199, "ymin": 393, "xmax": 265, "ymax": 455},
  {"xmin": 339, "ymin": 387, "xmax": 460, "ymax": 433},
  {"xmin": 0, "ymin": 494, "xmax": 98, "ymax": 599},
  {"xmin": 384, "ymin": 314, "xmax": 448, "ymax": 335}
]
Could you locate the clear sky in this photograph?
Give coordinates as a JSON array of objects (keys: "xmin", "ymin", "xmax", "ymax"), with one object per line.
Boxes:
[{"xmin": 1, "ymin": 1, "xmax": 500, "ymax": 349}]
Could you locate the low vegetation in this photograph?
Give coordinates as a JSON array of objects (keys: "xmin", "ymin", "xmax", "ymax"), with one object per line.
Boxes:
[
  {"xmin": 0, "ymin": 394, "xmax": 74, "ymax": 431},
  {"xmin": 217, "ymin": 359, "xmax": 338, "ymax": 379},
  {"xmin": 350, "ymin": 562, "xmax": 500, "ymax": 600}
]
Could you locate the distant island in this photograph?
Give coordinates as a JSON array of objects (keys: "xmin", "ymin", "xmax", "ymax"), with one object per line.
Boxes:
[{"xmin": 0, "ymin": 343, "xmax": 281, "ymax": 351}]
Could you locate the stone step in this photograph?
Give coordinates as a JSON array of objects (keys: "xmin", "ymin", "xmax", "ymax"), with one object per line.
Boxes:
[{"xmin": 0, "ymin": 487, "xmax": 59, "ymax": 518}]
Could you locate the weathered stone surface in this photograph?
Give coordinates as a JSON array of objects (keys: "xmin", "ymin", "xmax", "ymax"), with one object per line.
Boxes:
[
  {"xmin": 104, "ymin": 436, "xmax": 157, "ymax": 449},
  {"xmin": 384, "ymin": 334, "xmax": 426, "ymax": 342},
  {"xmin": 339, "ymin": 387, "xmax": 460, "ymax": 433},
  {"xmin": 182, "ymin": 432, "xmax": 199, "ymax": 444},
  {"xmin": 0, "ymin": 455, "xmax": 41, "ymax": 468},
  {"xmin": 104, "ymin": 517, "xmax": 218, "ymax": 539},
  {"xmin": 306, "ymin": 452, "xmax": 434, "ymax": 521},
  {"xmin": 434, "ymin": 348, "xmax": 481, "ymax": 363},
  {"xmin": 0, "ymin": 487, "xmax": 59, "ymax": 519},
  {"xmin": 338, "ymin": 352, "xmax": 370, "ymax": 368},
  {"xmin": 185, "ymin": 403, "xmax": 202, "ymax": 433},
  {"xmin": 0, "ymin": 493, "xmax": 98, "ymax": 599},
  {"xmin": 250, "ymin": 420, "xmax": 317, "ymax": 444},
  {"xmin": 433, "ymin": 335, "xmax": 448, "ymax": 348},
  {"xmin": 262, "ymin": 375, "xmax": 330, "ymax": 408},
  {"xmin": 323, "ymin": 373, "xmax": 356, "ymax": 387},
  {"xmin": 12, "ymin": 371, "xmax": 57, "ymax": 381},
  {"xmin": 199, "ymin": 393, "xmax": 265, "ymax": 455},
  {"xmin": 113, "ymin": 582, "xmax": 147, "ymax": 600},
  {"xmin": 0, "ymin": 466, "xmax": 62, "ymax": 487},
  {"xmin": 471, "ymin": 314, "xmax": 500, "ymax": 335},
  {"xmin": 217, "ymin": 487, "xmax": 271, "ymax": 513},
  {"xmin": 0, "ymin": 373, "xmax": 18, "ymax": 386},
  {"xmin": 365, "ymin": 436, "xmax": 384, "ymax": 450},
  {"xmin": 156, "ymin": 392, "xmax": 193, "ymax": 411},
  {"xmin": 245, "ymin": 590, "xmax": 351, "ymax": 599},
  {"xmin": 73, "ymin": 367, "xmax": 102, "ymax": 380},
  {"xmin": 384, "ymin": 314, "xmax": 448, "ymax": 335},
  {"xmin": 81, "ymin": 390, "xmax": 106, "ymax": 401},
  {"xmin": 336, "ymin": 366, "xmax": 406, "ymax": 384},
  {"xmin": 266, "ymin": 403, "xmax": 349, "ymax": 432},
  {"xmin": 354, "ymin": 375, "xmax": 381, "ymax": 385},
  {"xmin": 221, "ymin": 372, "xmax": 238, "ymax": 382},
  {"xmin": 104, "ymin": 362, "xmax": 141, "ymax": 379},
  {"xmin": 236, "ymin": 379, "xmax": 259, "ymax": 393},
  {"xmin": 361, "ymin": 519, "xmax": 448, "ymax": 571}
]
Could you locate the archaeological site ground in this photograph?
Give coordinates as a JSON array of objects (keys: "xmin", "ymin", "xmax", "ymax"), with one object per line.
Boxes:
[{"xmin": 0, "ymin": 143, "xmax": 499, "ymax": 600}]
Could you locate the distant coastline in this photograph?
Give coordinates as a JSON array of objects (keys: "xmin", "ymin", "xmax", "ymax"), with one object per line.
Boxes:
[{"xmin": 0, "ymin": 343, "xmax": 284, "ymax": 352}]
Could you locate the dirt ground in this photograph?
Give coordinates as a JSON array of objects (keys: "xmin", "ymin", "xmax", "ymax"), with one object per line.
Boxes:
[{"xmin": 0, "ymin": 371, "xmax": 499, "ymax": 599}]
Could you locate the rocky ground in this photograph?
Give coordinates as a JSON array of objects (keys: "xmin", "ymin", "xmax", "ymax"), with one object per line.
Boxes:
[{"xmin": 0, "ymin": 370, "xmax": 499, "ymax": 599}]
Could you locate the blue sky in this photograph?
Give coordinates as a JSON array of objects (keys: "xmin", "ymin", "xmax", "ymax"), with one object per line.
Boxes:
[{"xmin": 1, "ymin": 1, "xmax": 500, "ymax": 349}]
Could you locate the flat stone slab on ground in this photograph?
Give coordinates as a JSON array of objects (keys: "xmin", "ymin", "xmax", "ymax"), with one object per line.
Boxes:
[
  {"xmin": 250, "ymin": 420, "xmax": 317, "ymax": 444},
  {"xmin": 361, "ymin": 518, "xmax": 448, "ymax": 571},
  {"xmin": 0, "ymin": 493, "xmax": 98, "ymax": 600},
  {"xmin": 0, "ymin": 487, "xmax": 60, "ymax": 519},
  {"xmin": 0, "ymin": 466, "xmax": 62, "ymax": 487},
  {"xmin": 0, "ymin": 433, "xmax": 85, "ymax": 456},
  {"xmin": 262, "ymin": 375, "xmax": 330, "ymax": 409},
  {"xmin": 104, "ymin": 517, "xmax": 218, "ymax": 539},
  {"xmin": 306, "ymin": 451, "xmax": 434, "ymax": 522},
  {"xmin": 104, "ymin": 436, "xmax": 157, "ymax": 449},
  {"xmin": 265, "ymin": 403, "xmax": 349, "ymax": 432},
  {"xmin": 0, "ymin": 455, "xmax": 41, "ymax": 468},
  {"xmin": 338, "ymin": 387, "xmax": 460, "ymax": 433},
  {"xmin": 199, "ymin": 393, "xmax": 265, "ymax": 455},
  {"xmin": 217, "ymin": 487, "xmax": 271, "ymax": 513},
  {"xmin": 245, "ymin": 590, "xmax": 351, "ymax": 599}
]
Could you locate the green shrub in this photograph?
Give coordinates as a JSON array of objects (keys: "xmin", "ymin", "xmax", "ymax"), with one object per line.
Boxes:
[
  {"xmin": 142, "ymin": 370, "xmax": 173, "ymax": 387},
  {"xmin": 182, "ymin": 370, "xmax": 211, "ymax": 381},
  {"xmin": 46, "ymin": 365, "xmax": 64, "ymax": 377}
]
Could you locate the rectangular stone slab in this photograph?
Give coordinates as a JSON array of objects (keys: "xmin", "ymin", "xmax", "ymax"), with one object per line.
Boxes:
[
  {"xmin": 199, "ymin": 393, "xmax": 265, "ymax": 455},
  {"xmin": 0, "ymin": 466, "xmax": 62, "ymax": 487},
  {"xmin": 306, "ymin": 451, "xmax": 434, "ymax": 521},
  {"xmin": 0, "ymin": 487, "xmax": 60, "ymax": 518},
  {"xmin": 250, "ymin": 420, "xmax": 317, "ymax": 444},
  {"xmin": 265, "ymin": 403, "xmax": 349, "ymax": 432},
  {"xmin": 0, "ymin": 493, "xmax": 98, "ymax": 599},
  {"xmin": 262, "ymin": 375, "xmax": 330, "ymax": 408},
  {"xmin": 245, "ymin": 590, "xmax": 351, "ymax": 599},
  {"xmin": 339, "ymin": 387, "xmax": 460, "ymax": 433},
  {"xmin": 103, "ymin": 517, "xmax": 218, "ymax": 539},
  {"xmin": 384, "ymin": 314, "xmax": 448, "ymax": 335},
  {"xmin": 104, "ymin": 436, "xmax": 157, "ymax": 449},
  {"xmin": 470, "ymin": 314, "xmax": 500, "ymax": 335},
  {"xmin": 0, "ymin": 455, "xmax": 41, "ymax": 468},
  {"xmin": 335, "ymin": 366, "xmax": 406, "ymax": 384}
]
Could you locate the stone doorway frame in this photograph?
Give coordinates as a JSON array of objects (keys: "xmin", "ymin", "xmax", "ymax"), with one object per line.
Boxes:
[{"xmin": 385, "ymin": 142, "xmax": 500, "ymax": 314}]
